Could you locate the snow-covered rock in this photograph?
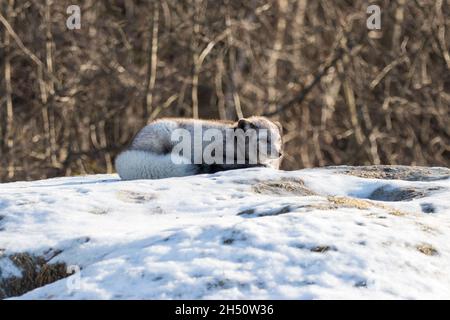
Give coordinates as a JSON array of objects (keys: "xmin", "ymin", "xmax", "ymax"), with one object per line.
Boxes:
[{"xmin": 0, "ymin": 166, "xmax": 449, "ymax": 299}]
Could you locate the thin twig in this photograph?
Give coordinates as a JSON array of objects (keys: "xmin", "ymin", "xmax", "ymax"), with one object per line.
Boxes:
[
  {"xmin": 262, "ymin": 48, "xmax": 344, "ymax": 117},
  {"xmin": 0, "ymin": 11, "xmax": 61, "ymax": 87}
]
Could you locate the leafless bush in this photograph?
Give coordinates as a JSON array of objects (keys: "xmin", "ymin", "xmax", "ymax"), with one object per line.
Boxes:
[{"xmin": 0, "ymin": 0, "xmax": 449, "ymax": 182}]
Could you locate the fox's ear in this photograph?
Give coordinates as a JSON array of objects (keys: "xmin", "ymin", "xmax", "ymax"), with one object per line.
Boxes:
[{"xmin": 237, "ymin": 118, "xmax": 254, "ymax": 131}]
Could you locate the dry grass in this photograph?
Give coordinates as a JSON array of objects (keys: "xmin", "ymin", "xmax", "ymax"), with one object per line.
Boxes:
[
  {"xmin": 0, "ymin": 1, "xmax": 449, "ymax": 182},
  {"xmin": 416, "ymin": 244, "xmax": 439, "ymax": 256},
  {"xmin": 239, "ymin": 193, "xmax": 406, "ymax": 217},
  {"xmin": 0, "ymin": 252, "xmax": 69, "ymax": 299},
  {"xmin": 252, "ymin": 178, "xmax": 316, "ymax": 196},
  {"xmin": 328, "ymin": 196, "xmax": 372, "ymax": 210},
  {"xmin": 328, "ymin": 196, "xmax": 406, "ymax": 216}
]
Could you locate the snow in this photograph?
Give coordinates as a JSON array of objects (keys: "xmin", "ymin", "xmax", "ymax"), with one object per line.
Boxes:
[{"xmin": 0, "ymin": 166, "xmax": 450, "ymax": 299}]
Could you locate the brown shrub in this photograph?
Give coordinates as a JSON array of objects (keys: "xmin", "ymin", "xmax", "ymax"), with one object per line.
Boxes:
[{"xmin": 1, "ymin": 1, "xmax": 448, "ymax": 182}]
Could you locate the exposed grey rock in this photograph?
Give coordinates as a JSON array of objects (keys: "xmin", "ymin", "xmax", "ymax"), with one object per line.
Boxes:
[
  {"xmin": 368, "ymin": 185, "xmax": 442, "ymax": 202},
  {"xmin": 329, "ymin": 165, "xmax": 450, "ymax": 181}
]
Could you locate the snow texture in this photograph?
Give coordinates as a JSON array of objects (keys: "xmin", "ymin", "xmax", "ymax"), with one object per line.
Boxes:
[{"xmin": 0, "ymin": 166, "xmax": 449, "ymax": 299}]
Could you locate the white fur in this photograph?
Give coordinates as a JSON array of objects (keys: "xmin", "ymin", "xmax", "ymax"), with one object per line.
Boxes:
[
  {"xmin": 115, "ymin": 150, "xmax": 197, "ymax": 180},
  {"xmin": 116, "ymin": 117, "xmax": 283, "ymax": 180}
]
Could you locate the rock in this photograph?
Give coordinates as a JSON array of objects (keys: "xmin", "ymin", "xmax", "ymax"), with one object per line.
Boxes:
[
  {"xmin": 367, "ymin": 185, "xmax": 442, "ymax": 202},
  {"xmin": 330, "ymin": 165, "xmax": 450, "ymax": 181}
]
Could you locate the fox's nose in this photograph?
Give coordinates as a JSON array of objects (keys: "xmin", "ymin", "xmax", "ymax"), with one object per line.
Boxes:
[{"xmin": 278, "ymin": 152, "xmax": 283, "ymax": 157}]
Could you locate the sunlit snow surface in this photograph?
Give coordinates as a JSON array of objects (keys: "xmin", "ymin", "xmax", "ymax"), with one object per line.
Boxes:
[{"xmin": 1, "ymin": 167, "xmax": 449, "ymax": 299}]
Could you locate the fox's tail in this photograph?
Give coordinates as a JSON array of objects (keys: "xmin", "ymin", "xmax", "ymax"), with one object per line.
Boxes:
[{"xmin": 115, "ymin": 150, "xmax": 197, "ymax": 180}]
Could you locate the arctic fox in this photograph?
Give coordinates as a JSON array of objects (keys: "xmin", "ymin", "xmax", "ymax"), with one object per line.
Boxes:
[{"xmin": 115, "ymin": 116, "xmax": 284, "ymax": 180}]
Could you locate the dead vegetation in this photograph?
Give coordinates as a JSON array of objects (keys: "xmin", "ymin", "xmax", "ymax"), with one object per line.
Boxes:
[
  {"xmin": 327, "ymin": 196, "xmax": 372, "ymax": 210},
  {"xmin": 252, "ymin": 178, "xmax": 316, "ymax": 196},
  {"xmin": 246, "ymin": 177, "xmax": 411, "ymax": 216},
  {"xmin": 239, "ymin": 191, "xmax": 407, "ymax": 217},
  {"xmin": 328, "ymin": 196, "xmax": 406, "ymax": 216},
  {"xmin": 0, "ymin": 1, "xmax": 449, "ymax": 182},
  {"xmin": 0, "ymin": 252, "xmax": 69, "ymax": 299},
  {"xmin": 416, "ymin": 243, "xmax": 439, "ymax": 256}
]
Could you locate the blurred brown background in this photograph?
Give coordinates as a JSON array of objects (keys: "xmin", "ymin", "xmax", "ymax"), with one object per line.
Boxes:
[{"xmin": 0, "ymin": 0, "xmax": 449, "ymax": 182}]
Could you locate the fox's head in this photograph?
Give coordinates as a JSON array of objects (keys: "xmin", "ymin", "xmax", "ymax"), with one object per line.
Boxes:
[{"xmin": 234, "ymin": 116, "xmax": 284, "ymax": 169}]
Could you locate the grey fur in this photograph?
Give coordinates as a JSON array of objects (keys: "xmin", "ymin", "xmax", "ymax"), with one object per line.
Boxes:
[{"xmin": 115, "ymin": 117, "xmax": 283, "ymax": 180}]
